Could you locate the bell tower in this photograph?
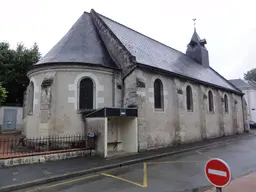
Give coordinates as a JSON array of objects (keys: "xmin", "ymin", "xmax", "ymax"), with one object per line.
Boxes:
[{"xmin": 186, "ymin": 18, "xmax": 209, "ymax": 68}]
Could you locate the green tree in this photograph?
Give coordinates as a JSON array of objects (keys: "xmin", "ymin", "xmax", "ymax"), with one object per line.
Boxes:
[
  {"xmin": 0, "ymin": 42, "xmax": 41, "ymax": 105},
  {"xmin": 244, "ymin": 68, "xmax": 256, "ymax": 82},
  {"xmin": 0, "ymin": 82, "xmax": 7, "ymax": 104}
]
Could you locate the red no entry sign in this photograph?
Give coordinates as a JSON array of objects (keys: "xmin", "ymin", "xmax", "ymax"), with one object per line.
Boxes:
[{"xmin": 205, "ymin": 158, "xmax": 231, "ymax": 188}]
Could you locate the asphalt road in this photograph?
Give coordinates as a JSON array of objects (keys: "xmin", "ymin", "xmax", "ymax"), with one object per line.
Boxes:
[{"xmin": 18, "ymin": 133, "xmax": 256, "ymax": 192}]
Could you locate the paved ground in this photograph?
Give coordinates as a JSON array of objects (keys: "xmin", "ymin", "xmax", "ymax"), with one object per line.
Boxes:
[
  {"xmin": 15, "ymin": 132, "xmax": 256, "ymax": 192},
  {"xmin": 205, "ymin": 172, "xmax": 256, "ymax": 192},
  {"xmin": 2, "ymin": 132, "xmax": 252, "ymax": 191}
]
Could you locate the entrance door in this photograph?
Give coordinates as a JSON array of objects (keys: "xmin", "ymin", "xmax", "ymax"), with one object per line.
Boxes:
[{"xmin": 3, "ymin": 109, "xmax": 17, "ymax": 131}]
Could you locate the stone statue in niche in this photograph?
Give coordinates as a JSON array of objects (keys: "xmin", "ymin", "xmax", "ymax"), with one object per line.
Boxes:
[
  {"xmin": 40, "ymin": 77, "xmax": 53, "ymax": 124},
  {"xmin": 40, "ymin": 86, "xmax": 52, "ymax": 110},
  {"xmin": 40, "ymin": 77, "xmax": 53, "ymax": 110}
]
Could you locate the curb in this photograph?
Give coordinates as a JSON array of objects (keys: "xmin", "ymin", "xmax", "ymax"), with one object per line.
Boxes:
[{"xmin": 0, "ymin": 132, "xmax": 254, "ymax": 192}]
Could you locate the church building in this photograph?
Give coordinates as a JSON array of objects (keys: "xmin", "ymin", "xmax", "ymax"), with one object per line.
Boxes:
[{"xmin": 23, "ymin": 9, "xmax": 249, "ymax": 157}]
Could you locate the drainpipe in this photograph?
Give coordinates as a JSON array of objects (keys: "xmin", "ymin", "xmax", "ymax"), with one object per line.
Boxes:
[
  {"xmin": 241, "ymin": 95, "xmax": 246, "ymax": 132},
  {"xmin": 121, "ymin": 72, "xmax": 125, "ymax": 108},
  {"xmin": 112, "ymin": 70, "xmax": 116, "ymax": 108}
]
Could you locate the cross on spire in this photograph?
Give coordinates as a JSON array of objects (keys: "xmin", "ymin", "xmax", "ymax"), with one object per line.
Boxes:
[{"xmin": 193, "ymin": 18, "xmax": 196, "ymax": 31}]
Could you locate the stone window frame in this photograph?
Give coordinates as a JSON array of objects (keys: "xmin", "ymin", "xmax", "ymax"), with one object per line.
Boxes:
[
  {"xmin": 224, "ymin": 94, "xmax": 229, "ymax": 113},
  {"xmin": 186, "ymin": 85, "xmax": 193, "ymax": 112},
  {"xmin": 27, "ymin": 81, "xmax": 34, "ymax": 115},
  {"xmin": 208, "ymin": 90, "xmax": 214, "ymax": 113},
  {"xmin": 154, "ymin": 78, "xmax": 164, "ymax": 111},
  {"xmin": 77, "ymin": 76, "xmax": 96, "ymax": 112}
]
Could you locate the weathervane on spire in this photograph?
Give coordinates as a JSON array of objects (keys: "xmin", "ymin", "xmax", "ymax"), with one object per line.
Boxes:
[{"xmin": 193, "ymin": 18, "xmax": 196, "ymax": 31}]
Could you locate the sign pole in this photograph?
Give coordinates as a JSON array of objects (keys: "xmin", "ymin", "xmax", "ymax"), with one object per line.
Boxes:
[{"xmin": 216, "ymin": 187, "xmax": 222, "ymax": 192}]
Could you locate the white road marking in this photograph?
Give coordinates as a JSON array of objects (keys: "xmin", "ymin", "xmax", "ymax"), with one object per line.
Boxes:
[
  {"xmin": 208, "ymin": 169, "xmax": 227, "ymax": 177},
  {"xmin": 42, "ymin": 170, "xmax": 51, "ymax": 175}
]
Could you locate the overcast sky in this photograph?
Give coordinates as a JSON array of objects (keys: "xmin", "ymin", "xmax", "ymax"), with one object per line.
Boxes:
[{"xmin": 0, "ymin": 0, "xmax": 255, "ymax": 79}]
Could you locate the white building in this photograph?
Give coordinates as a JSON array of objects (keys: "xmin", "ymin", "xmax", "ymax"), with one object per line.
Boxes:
[{"xmin": 230, "ymin": 79, "xmax": 256, "ymax": 122}]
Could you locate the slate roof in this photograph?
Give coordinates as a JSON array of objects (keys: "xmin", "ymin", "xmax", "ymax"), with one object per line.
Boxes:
[
  {"xmin": 99, "ymin": 14, "xmax": 239, "ymax": 93},
  {"xmin": 36, "ymin": 12, "xmax": 115, "ymax": 68},
  {"xmin": 230, "ymin": 79, "xmax": 256, "ymax": 90},
  {"xmin": 36, "ymin": 10, "xmax": 241, "ymax": 94},
  {"xmin": 229, "ymin": 79, "xmax": 251, "ymax": 90},
  {"xmin": 248, "ymin": 81, "xmax": 256, "ymax": 89}
]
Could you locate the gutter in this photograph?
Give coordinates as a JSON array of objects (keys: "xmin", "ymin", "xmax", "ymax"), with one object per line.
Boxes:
[{"xmin": 27, "ymin": 62, "xmax": 119, "ymax": 77}]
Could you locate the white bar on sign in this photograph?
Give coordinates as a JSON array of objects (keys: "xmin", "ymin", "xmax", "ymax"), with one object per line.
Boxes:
[{"xmin": 208, "ymin": 169, "xmax": 227, "ymax": 177}]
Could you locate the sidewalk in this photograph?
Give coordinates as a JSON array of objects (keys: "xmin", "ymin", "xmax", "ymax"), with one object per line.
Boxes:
[
  {"xmin": 205, "ymin": 172, "xmax": 256, "ymax": 192},
  {"xmin": 0, "ymin": 132, "xmax": 254, "ymax": 192}
]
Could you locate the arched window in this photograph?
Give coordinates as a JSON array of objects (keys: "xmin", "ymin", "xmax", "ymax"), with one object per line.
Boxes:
[
  {"xmin": 79, "ymin": 78, "xmax": 94, "ymax": 110},
  {"xmin": 28, "ymin": 81, "xmax": 34, "ymax": 114},
  {"xmin": 224, "ymin": 94, "xmax": 228, "ymax": 113},
  {"xmin": 154, "ymin": 79, "xmax": 164, "ymax": 109},
  {"xmin": 208, "ymin": 90, "xmax": 214, "ymax": 112},
  {"xmin": 186, "ymin": 85, "xmax": 193, "ymax": 111}
]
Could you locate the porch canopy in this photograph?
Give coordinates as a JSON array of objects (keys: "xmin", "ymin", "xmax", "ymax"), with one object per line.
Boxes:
[
  {"xmin": 84, "ymin": 107, "xmax": 138, "ymax": 118},
  {"xmin": 84, "ymin": 107, "xmax": 138, "ymax": 158}
]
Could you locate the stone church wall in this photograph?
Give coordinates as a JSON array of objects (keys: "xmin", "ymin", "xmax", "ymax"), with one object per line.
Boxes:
[
  {"xmin": 25, "ymin": 72, "xmax": 45, "ymax": 137},
  {"xmin": 26, "ymin": 65, "xmax": 115, "ymax": 137},
  {"xmin": 25, "ymin": 65, "xmax": 246, "ymax": 152},
  {"xmin": 25, "ymin": 71, "xmax": 57, "ymax": 137},
  {"xmin": 133, "ymin": 68, "xmax": 246, "ymax": 151}
]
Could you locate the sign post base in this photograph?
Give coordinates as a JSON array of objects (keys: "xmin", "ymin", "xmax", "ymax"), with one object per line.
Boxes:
[{"xmin": 216, "ymin": 187, "xmax": 222, "ymax": 192}]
